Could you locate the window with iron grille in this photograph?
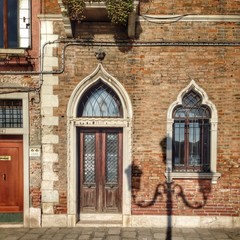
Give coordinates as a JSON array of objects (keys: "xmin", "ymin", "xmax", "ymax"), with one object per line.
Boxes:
[
  {"xmin": 172, "ymin": 90, "xmax": 211, "ymax": 172},
  {"xmin": 0, "ymin": 0, "xmax": 31, "ymax": 48},
  {"xmin": 77, "ymin": 81, "xmax": 123, "ymax": 117},
  {"xmin": 0, "ymin": 99, "xmax": 23, "ymax": 128}
]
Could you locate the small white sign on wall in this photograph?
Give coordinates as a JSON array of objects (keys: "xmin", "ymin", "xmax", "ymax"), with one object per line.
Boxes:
[{"xmin": 30, "ymin": 148, "xmax": 41, "ymax": 157}]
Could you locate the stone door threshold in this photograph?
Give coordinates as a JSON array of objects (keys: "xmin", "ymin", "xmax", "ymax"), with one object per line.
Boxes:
[
  {"xmin": 0, "ymin": 223, "xmax": 23, "ymax": 228},
  {"xmin": 77, "ymin": 213, "xmax": 123, "ymax": 227},
  {"xmin": 76, "ymin": 220, "xmax": 122, "ymax": 227}
]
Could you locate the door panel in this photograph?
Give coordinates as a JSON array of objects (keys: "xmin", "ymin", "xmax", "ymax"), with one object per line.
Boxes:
[
  {"xmin": 79, "ymin": 129, "xmax": 122, "ymax": 213},
  {"xmin": 0, "ymin": 138, "xmax": 23, "ymax": 212},
  {"xmin": 80, "ymin": 132, "xmax": 97, "ymax": 212},
  {"xmin": 104, "ymin": 132, "xmax": 122, "ymax": 212}
]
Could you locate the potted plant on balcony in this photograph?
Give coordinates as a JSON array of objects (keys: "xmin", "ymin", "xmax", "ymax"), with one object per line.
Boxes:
[{"xmin": 62, "ymin": 0, "xmax": 134, "ymax": 25}]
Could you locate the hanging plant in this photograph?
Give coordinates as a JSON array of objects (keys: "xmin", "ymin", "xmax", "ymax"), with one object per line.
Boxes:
[
  {"xmin": 105, "ymin": 0, "xmax": 133, "ymax": 25},
  {"xmin": 62, "ymin": 0, "xmax": 133, "ymax": 25},
  {"xmin": 62, "ymin": 0, "xmax": 86, "ymax": 21}
]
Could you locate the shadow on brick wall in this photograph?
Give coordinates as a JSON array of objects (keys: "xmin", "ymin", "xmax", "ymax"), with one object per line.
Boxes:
[{"xmin": 131, "ymin": 137, "xmax": 212, "ymax": 240}]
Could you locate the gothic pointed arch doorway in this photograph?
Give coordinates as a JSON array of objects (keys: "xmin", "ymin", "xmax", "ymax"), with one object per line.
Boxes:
[{"xmin": 67, "ymin": 64, "xmax": 132, "ymax": 226}]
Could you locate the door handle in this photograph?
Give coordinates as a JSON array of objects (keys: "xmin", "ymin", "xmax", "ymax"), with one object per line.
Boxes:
[{"xmin": 2, "ymin": 173, "xmax": 6, "ymax": 181}]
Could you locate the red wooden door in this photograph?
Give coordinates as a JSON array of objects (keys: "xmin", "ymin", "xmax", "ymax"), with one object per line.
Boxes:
[
  {"xmin": 0, "ymin": 137, "xmax": 23, "ymax": 212},
  {"xmin": 79, "ymin": 128, "xmax": 122, "ymax": 213}
]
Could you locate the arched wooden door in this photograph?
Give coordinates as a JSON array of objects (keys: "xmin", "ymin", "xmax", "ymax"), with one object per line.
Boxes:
[
  {"xmin": 77, "ymin": 81, "xmax": 124, "ymax": 213},
  {"xmin": 79, "ymin": 128, "xmax": 122, "ymax": 213}
]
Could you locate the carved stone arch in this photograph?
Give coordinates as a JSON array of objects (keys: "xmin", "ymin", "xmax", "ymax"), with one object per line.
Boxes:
[
  {"xmin": 166, "ymin": 80, "xmax": 220, "ymax": 184},
  {"xmin": 167, "ymin": 80, "xmax": 217, "ymax": 122},
  {"xmin": 67, "ymin": 63, "xmax": 132, "ymax": 119},
  {"xmin": 67, "ymin": 64, "xmax": 133, "ymax": 226}
]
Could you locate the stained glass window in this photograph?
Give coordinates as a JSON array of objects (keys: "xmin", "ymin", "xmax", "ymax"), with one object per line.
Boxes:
[{"xmin": 78, "ymin": 82, "xmax": 122, "ymax": 117}]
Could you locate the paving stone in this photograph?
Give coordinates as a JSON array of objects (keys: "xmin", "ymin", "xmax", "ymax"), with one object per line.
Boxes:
[
  {"xmin": 151, "ymin": 228, "xmax": 167, "ymax": 233},
  {"xmin": 29, "ymin": 228, "xmax": 48, "ymax": 234},
  {"xmin": 56, "ymin": 228, "xmax": 72, "ymax": 234},
  {"xmin": 81, "ymin": 230, "xmax": 94, "ymax": 235},
  {"xmin": 138, "ymin": 233, "xmax": 152, "ymax": 239},
  {"xmin": 5, "ymin": 236, "xmax": 21, "ymax": 240},
  {"xmin": 122, "ymin": 228, "xmax": 137, "ymax": 232},
  {"xmin": 182, "ymin": 228, "xmax": 198, "ymax": 234},
  {"xmin": 94, "ymin": 231, "xmax": 106, "ymax": 237},
  {"xmin": 184, "ymin": 238, "xmax": 202, "ymax": 240},
  {"xmin": 78, "ymin": 235, "xmax": 91, "ymax": 239},
  {"xmin": 153, "ymin": 232, "xmax": 167, "ymax": 239},
  {"xmin": 71, "ymin": 228, "xmax": 83, "ymax": 234},
  {"xmin": 39, "ymin": 234, "xmax": 55, "ymax": 239},
  {"xmin": 51, "ymin": 234, "xmax": 66, "ymax": 240},
  {"xmin": 0, "ymin": 233, "xmax": 8, "ymax": 239},
  {"xmin": 122, "ymin": 231, "xmax": 137, "ymax": 238},
  {"xmin": 65, "ymin": 233, "xmax": 79, "ymax": 239},
  {"xmin": 108, "ymin": 228, "xmax": 121, "ymax": 235},
  {"xmin": 138, "ymin": 237, "xmax": 153, "ymax": 240},
  {"xmin": 183, "ymin": 233, "xmax": 201, "ymax": 238},
  {"xmin": 171, "ymin": 237, "xmax": 185, "ymax": 240},
  {"xmin": 45, "ymin": 228, "xmax": 61, "ymax": 234},
  {"xmin": 105, "ymin": 236, "xmax": 121, "ymax": 240},
  {"xmin": 0, "ymin": 227, "xmax": 239, "ymax": 240},
  {"xmin": 21, "ymin": 233, "xmax": 42, "ymax": 239},
  {"xmin": 210, "ymin": 232, "xmax": 231, "ymax": 239}
]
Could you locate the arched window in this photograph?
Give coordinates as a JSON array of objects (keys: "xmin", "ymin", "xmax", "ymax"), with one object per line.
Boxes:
[
  {"xmin": 172, "ymin": 90, "xmax": 211, "ymax": 172},
  {"xmin": 77, "ymin": 82, "xmax": 123, "ymax": 117},
  {"xmin": 166, "ymin": 80, "xmax": 221, "ymax": 183}
]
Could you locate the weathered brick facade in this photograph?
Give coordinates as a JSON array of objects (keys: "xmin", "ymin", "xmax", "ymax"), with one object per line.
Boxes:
[{"xmin": 0, "ymin": 0, "xmax": 239, "ymax": 227}]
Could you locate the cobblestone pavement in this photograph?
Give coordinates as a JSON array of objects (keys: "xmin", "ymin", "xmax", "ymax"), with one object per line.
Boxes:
[{"xmin": 0, "ymin": 227, "xmax": 239, "ymax": 240}]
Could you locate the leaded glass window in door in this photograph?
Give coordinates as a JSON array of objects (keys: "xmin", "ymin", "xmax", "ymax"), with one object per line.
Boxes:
[{"xmin": 106, "ymin": 133, "xmax": 118, "ymax": 184}]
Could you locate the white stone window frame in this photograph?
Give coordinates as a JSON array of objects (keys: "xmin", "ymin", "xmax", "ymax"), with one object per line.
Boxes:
[
  {"xmin": 0, "ymin": 0, "xmax": 31, "ymax": 49},
  {"xmin": 166, "ymin": 80, "xmax": 221, "ymax": 184},
  {"xmin": 67, "ymin": 64, "xmax": 133, "ymax": 226}
]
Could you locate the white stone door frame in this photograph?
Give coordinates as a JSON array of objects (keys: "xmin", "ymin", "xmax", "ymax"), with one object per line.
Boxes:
[
  {"xmin": 0, "ymin": 93, "xmax": 30, "ymax": 227},
  {"xmin": 67, "ymin": 64, "xmax": 133, "ymax": 226}
]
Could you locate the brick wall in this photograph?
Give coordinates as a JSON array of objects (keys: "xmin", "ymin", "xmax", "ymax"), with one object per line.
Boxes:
[
  {"xmin": 52, "ymin": 40, "xmax": 240, "ymax": 216},
  {"xmin": 42, "ymin": 0, "xmax": 240, "ymax": 219},
  {"xmin": 42, "ymin": 0, "xmax": 240, "ymax": 15},
  {"xmin": 0, "ymin": 1, "xmax": 42, "ymax": 221},
  {"xmin": 42, "ymin": 0, "xmax": 61, "ymax": 14},
  {"xmin": 140, "ymin": 0, "xmax": 240, "ymax": 14}
]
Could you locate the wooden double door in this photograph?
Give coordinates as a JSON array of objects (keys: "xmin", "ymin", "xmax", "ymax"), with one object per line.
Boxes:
[
  {"xmin": 79, "ymin": 128, "xmax": 122, "ymax": 213},
  {"xmin": 0, "ymin": 136, "xmax": 23, "ymax": 213}
]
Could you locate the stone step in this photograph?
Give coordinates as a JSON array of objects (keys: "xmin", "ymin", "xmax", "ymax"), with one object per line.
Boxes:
[
  {"xmin": 76, "ymin": 220, "xmax": 122, "ymax": 227},
  {"xmin": 79, "ymin": 213, "xmax": 122, "ymax": 222}
]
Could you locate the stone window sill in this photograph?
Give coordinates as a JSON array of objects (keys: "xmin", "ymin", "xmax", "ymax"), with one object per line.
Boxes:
[
  {"xmin": 165, "ymin": 172, "xmax": 221, "ymax": 184},
  {"xmin": 0, "ymin": 49, "xmax": 25, "ymax": 55}
]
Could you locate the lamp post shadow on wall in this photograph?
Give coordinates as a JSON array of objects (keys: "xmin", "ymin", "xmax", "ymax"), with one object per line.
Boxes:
[{"xmin": 129, "ymin": 137, "xmax": 212, "ymax": 240}]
